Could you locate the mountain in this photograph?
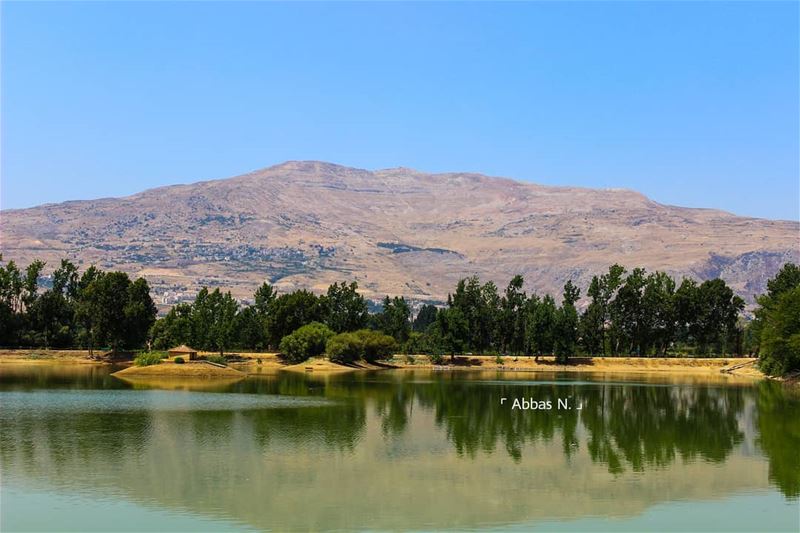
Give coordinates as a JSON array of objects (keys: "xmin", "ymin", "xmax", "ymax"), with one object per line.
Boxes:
[{"xmin": 2, "ymin": 161, "xmax": 797, "ymax": 306}]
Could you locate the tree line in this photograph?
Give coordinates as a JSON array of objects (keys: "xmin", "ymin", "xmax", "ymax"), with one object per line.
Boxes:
[
  {"xmin": 409, "ymin": 265, "xmax": 746, "ymax": 362},
  {"xmin": 0, "ymin": 257, "xmax": 156, "ymax": 354},
  {"xmin": 1, "ymin": 255, "xmax": 797, "ymax": 375}
]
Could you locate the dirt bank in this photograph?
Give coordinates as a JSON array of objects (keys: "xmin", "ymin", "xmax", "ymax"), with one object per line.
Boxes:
[
  {"xmin": 113, "ymin": 361, "xmax": 246, "ymax": 378},
  {"xmin": 396, "ymin": 355, "xmax": 764, "ymax": 378}
]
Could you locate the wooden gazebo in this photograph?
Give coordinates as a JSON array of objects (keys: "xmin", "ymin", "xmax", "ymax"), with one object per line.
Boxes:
[{"xmin": 168, "ymin": 344, "xmax": 198, "ymax": 360}]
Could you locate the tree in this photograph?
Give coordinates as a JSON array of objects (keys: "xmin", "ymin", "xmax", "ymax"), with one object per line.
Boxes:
[
  {"xmin": 322, "ymin": 281, "xmax": 368, "ymax": 333},
  {"xmin": 612, "ymin": 268, "xmax": 647, "ymax": 355},
  {"xmin": 693, "ymin": 279, "xmax": 744, "ymax": 354},
  {"xmin": 413, "ymin": 304, "xmax": 438, "ymax": 332},
  {"xmin": 78, "ymin": 272, "xmax": 130, "ymax": 354},
  {"xmin": 124, "ymin": 278, "xmax": 157, "ymax": 350},
  {"xmin": 754, "ymin": 264, "xmax": 800, "ymax": 376},
  {"xmin": 765, "ymin": 263, "xmax": 800, "ymax": 301},
  {"xmin": 253, "ymin": 282, "xmax": 277, "ymax": 315},
  {"xmin": 208, "ymin": 290, "xmax": 239, "ymax": 355},
  {"xmin": 554, "ymin": 281, "xmax": 580, "ymax": 364},
  {"xmin": 22, "ymin": 260, "xmax": 45, "ymax": 311},
  {"xmin": 498, "ymin": 275, "xmax": 527, "ymax": 355},
  {"xmin": 27, "ymin": 289, "xmax": 73, "ymax": 348},
  {"xmin": 758, "ymin": 286, "xmax": 800, "ymax": 376},
  {"xmin": 450, "ymin": 276, "xmax": 499, "ymax": 353},
  {"xmin": 279, "ymin": 322, "xmax": 335, "ymax": 363},
  {"xmin": 750, "ymin": 263, "xmax": 800, "ymax": 355},
  {"xmin": 434, "ymin": 307, "xmax": 469, "ymax": 358},
  {"xmin": 52, "ymin": 259, "xmax": 80, "ymax": 300},
  {"xmin": 234, "ymin": 306, "xmax": 268, "ymax": 350},
  {"xmin": 375, "ymin": 296, "xmax": 411, "ymax": 343},
  {"xmin": 527, "ymin": 294, "xmax": 557, "ymax": 358},
  {"xmin": 150, "ymin": 303, "xmax": 194, "ymax": 350},
  {"xmin": 642, "ymin": 271, "xmax": 676, "ymax": 355},
  {"xmin": 268, "ymin": 290, "xmax": 325, "ymax": 346},
  {"xmin": 74, "ymin": 266, "xmax": 104, "ymax": 354}
]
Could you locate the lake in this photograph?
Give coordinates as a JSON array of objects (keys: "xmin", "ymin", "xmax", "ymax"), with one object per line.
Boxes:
[{"xmin": 1, "ymin": 364, "xmax": 798, "ymax": 532}]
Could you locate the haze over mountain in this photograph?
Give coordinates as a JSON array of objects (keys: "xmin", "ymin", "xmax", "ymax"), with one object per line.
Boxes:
[{"xmin": 2, "ymin": 161, "xmax": 797, "ymax": 307}]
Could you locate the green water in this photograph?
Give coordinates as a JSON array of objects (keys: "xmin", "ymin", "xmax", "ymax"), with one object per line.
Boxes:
[{"xmin": 1, "ymin": 365, "xmax": 798, "ymax": 532}]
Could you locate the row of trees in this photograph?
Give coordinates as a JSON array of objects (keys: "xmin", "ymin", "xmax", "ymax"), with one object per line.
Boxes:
[
  {"xmin": 408, "ymin": 265, "xmax": 745, "ymax": 362},
  {"xmin": 0, "ymin": 257, "xmax": 156, "ymax": 353},
  {"xmin": 149, "ymin": 281, "xmax": 412, "ymax": 355},
  {"xmin": 2, "ymin": 255, "xmax": 797, "ymax": 374}
]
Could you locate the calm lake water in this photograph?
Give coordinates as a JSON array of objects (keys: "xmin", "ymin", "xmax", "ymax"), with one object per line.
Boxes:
[{"xmin": 1, "ymin": 364, "xmax": 798, "ymax": 532}]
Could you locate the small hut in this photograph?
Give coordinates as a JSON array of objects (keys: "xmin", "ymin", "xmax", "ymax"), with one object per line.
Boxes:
[{"xmin": 168, "ymin": 344, "xmax": 198, "ymax": 361}]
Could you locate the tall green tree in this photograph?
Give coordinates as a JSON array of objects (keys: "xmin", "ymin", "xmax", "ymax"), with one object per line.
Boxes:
[
  {"xmin": 553, "ymin": 280, "xmax": 580, "ymax": 363},
  {"xmin": 642, "ymin": 271, "xmax": 676, "ymax": 355},
  {"xmin": 322, "ymin": 281, "xmax": 368, "ymax": 333},
  {"xmin": 450, "ymin": 276, "xmax": 499, "ymax": 353},
  {"xmin": 208, "ymin": 290, "xmax": 239, "ymax": 355},
  {"xmin": 498, "ymin": 275, "xmax": 527, "ymax": 355},
  {"xmin": 268, "ymin": 290, "xmax": 325, "ymax": 346},
  {"xmin": 434, "ymin": 307, "xmax": 469, "ymax": 358},
  {"xmin": 253, "ymin": 282, "xmax": 277, "ymax": 315},
  {"xmin": 77, "ymin": 271, "xmax": 155, "ymax": 354},
  {"xmin": 375, "ymin": 296, "xmax": 411, "ymax": 343},
  {"xmin": 527, "ymin": 294, "xmax": 557, "ymax": 358},
  {"xmin": 755, "ymin": 264, "xmax": 800, "ymax": 376},
  {"xmin": 124, "ymin": 278, "xmax": 157, "ymax": 350},
  {"xmin": 413, "ymin": 304, "xmax": 438, "ymax": 332}
]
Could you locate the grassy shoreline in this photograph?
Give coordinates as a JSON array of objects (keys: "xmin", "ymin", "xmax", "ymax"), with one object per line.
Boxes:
[{"xmin": 0, "ymin": 349, "xmax": 766, "ymax": 379}]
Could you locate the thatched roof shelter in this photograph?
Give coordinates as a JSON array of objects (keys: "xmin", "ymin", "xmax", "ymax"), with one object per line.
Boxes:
[{"xmin": 168, "ymin": 344, "xmax": 198, "ymax": 360}]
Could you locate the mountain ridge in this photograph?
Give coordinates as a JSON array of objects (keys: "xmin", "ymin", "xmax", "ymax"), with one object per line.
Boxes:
[{"xmin": 2, "ymin": 160, "xmax": 797, "ymax": 307}]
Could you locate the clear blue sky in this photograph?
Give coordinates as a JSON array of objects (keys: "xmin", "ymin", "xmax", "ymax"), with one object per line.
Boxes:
[{"xmin": 2, "ymin": 2, "xmax": 798, "ymax": 220}]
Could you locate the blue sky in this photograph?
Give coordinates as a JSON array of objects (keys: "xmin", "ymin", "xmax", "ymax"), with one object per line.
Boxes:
[{"xmin": 2, "ymin": 2, "xmax": 798, "ymax": 220}]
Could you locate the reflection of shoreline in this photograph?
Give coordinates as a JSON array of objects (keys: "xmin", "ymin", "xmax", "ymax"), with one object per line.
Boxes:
[
  {"xmin": 2, "ymin": 369, "xmax": 798, "ymax": 531},
  {"xmin": 0, "ymin": 402, "xmax": 779, "ymax": 531}
]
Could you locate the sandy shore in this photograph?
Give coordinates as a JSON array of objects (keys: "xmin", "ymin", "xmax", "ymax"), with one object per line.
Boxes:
[
  {"xmin": 0, "ymin": 349, "xmax": 766, "ymax": 380},
  {"xmin": 113, "ymin": 361, "xmax": 246, "ymax": 378},
  {"xmin": 396, "ymin": 354, "xmax": 761, "ymax": 376}
]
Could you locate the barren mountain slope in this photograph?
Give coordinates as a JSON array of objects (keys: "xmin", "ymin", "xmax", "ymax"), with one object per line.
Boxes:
[{"xmin": 2, "ymin": 161, "xmax": 797, "ymax": 305}]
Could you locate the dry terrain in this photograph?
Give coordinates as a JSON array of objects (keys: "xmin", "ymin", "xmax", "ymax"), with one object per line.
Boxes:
[
  {"xmin": 2, "ymin": 160, "xmax": 797, "ymax": 306},
  {"xmin": 0, "ymin": 350, "xmax": 766, "ymax": 381}
]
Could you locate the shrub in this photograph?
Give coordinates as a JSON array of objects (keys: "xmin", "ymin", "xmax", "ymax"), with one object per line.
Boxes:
[
  {"xmin": 405, "ymin": 354, "xmax": 415, "ymax": 365},
  {"xmin": 173, "ymin": 356, "xmax": 185, "ymax": 364},
  {"xmin": 495, "ymin": 355, "xmax": 505, "ymax": 365},
  {"xmin": 134, "ymin": 353, "xmax": 163, "ymax": 367},
  {"xmin": 326, "ymin": 329, "xmax": 396, "ymax": 364},
  {"xmin": 358, "ymin": 330, "xmax": 396, "ymax": 362},
  {"xmin": 279, "ymin": 322, "xmax": 335, "ymax": 364},
  {"xmin": 428, "ymin": 353, "xmax": 444, "ymax": 365},
  {"xmin": 326, "ymin": 332, "xmax": 362, "ymax": 364}
]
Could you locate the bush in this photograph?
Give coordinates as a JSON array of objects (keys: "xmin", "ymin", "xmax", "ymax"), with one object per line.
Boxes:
[
  {"xmin": 495, "ymin": 355, "xmax": 505, "ymax": 365},
  {"xmin": 358, "ymin": 330, "xmax": 396, "ymax": 362},
  {"xmin": 428, "ymin": 353, "xmax": 444, "ymax": 365},
  {"xmin": 205, "ymin": 354, "xmax": 227, "ymax": 365},
  {"xmin": 279, "ymin": 322, "xmax": 335, "ymax": 364},
  {"xmin": 134, "ymin": 353, "xmax": 163, "ymax": 367},
  {"xmin": 326, "ymin": 332, "xmax": 362, "ymax": 364},
  {"xmin": 326, "ymin": 329, "xmax": 396, "ymax": 364},
  {"xmin": 405, "ymin": 354, "xmax": 415, "ymax": 365},
  {"xmin": 173, "ymin": 356, "xmax": 185, "ymax": 364}
]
